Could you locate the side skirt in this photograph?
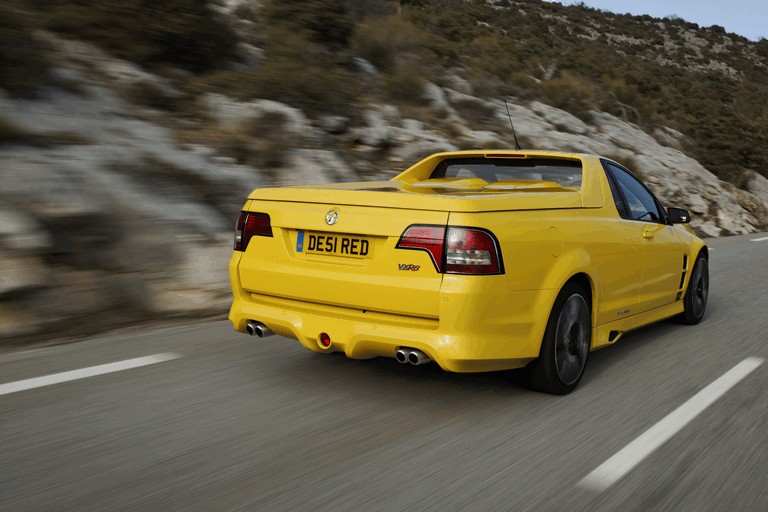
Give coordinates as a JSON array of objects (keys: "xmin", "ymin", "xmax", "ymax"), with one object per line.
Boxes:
[{"xmin": 591, "ymin": 301, "xmax": 685, "ymax": 350}]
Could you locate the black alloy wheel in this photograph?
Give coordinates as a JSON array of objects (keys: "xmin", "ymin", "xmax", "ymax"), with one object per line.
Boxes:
[
  {"xmin": 682, "ymin": 255, "xmax": 709, "ymax": 325},
  {"xmin": 529, "ymin": 283, "xmax": 592, "ymax": 395}
]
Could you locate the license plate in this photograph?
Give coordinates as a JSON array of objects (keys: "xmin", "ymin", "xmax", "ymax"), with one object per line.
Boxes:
[{"xmin": 296, "ymin": 231, "xmax": 372, "ymax": 258}]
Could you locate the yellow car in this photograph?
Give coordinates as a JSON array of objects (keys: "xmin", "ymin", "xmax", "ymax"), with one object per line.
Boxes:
[{"xmin": 228, "ymin": 150, "xmax": 708, "ymax": 394}]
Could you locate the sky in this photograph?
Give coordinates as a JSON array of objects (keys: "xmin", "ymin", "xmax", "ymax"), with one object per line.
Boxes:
[{"xmin": 556, "ymin": 1, "xmax": 766, "ymax": 41}]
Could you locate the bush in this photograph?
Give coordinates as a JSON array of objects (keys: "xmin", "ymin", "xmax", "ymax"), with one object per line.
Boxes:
[
  {"xmin": 261, "ymin": 0, "xmax": 354, "ymax": 48},
  {"xmin": 27, "ymin": 0, "xmax": 237, "ymax": 73},
  {"xmin": 381, "ymin": 59, "xmax": 427, "ymax": 105},
  {"xmin": 350, "ymin": 16, "xmax": 428, "ymax": 72},
  {"xmin": 538, "ymin": 71, "xmax": 599, "ymax": 120},
  {"xmin": 252, "ymin": 58, "xmax": 361, "ymax": 115},
  {"xmin": 122, "ymin": 81, "xmax": 182, "ymax": 112},
  {"xmin": 190, "ymin": 59, "xmax": 360, "ymax": 116}
]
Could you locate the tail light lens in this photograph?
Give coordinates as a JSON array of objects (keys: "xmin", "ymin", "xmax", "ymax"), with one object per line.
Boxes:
[
  {"xmin": 234, "ymin": 211, "xmax": 272, "ymax": 251},
  {"xmin": 445, "ymin": 227, "xmax": 502, "ymax": 274},
  {"xmin": 396, "ymin": 225, "xmax": 503, "ymax": 275},
  {"xmin": 396, "ymin": 225, "xmax": 446, "ymax": 272}
]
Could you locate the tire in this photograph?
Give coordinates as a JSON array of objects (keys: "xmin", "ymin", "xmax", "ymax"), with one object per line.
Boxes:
[
  {"xmin": 682, "ymin": 255, "xmax": 708, "ymax": 325},
  {"xmin": 529, "ymin": 283, "xmax": 592, "ymax": 395}
]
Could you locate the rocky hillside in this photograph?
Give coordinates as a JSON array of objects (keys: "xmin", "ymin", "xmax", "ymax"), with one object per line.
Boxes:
[{"xmin": 1, "ymin": 0, "xmax": 767, "ymax": 344}]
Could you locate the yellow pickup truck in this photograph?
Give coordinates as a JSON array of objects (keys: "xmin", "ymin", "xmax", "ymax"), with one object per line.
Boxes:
[{"xmin": 228, "ymin": 150, "xmax": 708, "ymax": 394}]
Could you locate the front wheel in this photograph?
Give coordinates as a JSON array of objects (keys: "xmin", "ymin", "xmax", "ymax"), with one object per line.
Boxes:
[
  {"xmin": 529, "ymin": 283, "xmax": 592, "ymax": 395},
  {"xmin": 682, "ymin": 255, "xmax": 708, "ymax": 325}
]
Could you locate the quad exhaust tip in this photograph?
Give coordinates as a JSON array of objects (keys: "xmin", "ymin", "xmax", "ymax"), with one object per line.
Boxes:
[
  {"xmin": 395, "ymin": 347, "xmax": 431, "ymax": 366},
  {"xmin": 245, "ymin": 321, "xmax": 274, "ymax": 338}
]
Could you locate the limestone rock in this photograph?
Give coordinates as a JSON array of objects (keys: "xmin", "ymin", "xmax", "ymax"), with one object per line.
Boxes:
[
  {"xmin": 317, "ymin": 115, "xmax": 350, "ymax": 134},
  {"xmin": 277, "ymin": 149, "xmax": 356, "ymax": 185},
  {"xmin": 353, "ymin": 110, "xmax": 392, "ymax": 148},
  {"xmin": 0, "ymin": 203, "xmax": 51, "ymax": 251}
]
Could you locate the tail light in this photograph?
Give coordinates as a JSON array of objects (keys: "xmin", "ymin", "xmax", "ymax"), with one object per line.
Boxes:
[
  {"xmin": 234, "ymin": 211, "xmax": 272, "ymax": 251},
  {"xmin": 396, "ymin": 225, "xmax": 446, "ymax": 271},
  {"xmin": 396, "ymin": 225, "xmax": 503, "ymax": 275},
  {"xmin": 445, "ymin": 227, "xmax": 502, "ymax": 274}
]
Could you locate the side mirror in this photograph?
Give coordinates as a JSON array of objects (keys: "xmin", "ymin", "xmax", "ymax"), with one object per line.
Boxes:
[{"xmin": 667, "ymin": 207, "xmax": 690, "ymax": 224}]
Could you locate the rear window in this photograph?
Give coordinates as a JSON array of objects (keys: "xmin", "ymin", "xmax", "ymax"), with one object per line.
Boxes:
[{"xmin": 429, "ymin": 158, "xmax": 582, "ymax": 188}]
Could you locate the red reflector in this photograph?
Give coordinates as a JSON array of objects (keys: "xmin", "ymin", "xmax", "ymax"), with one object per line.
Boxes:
[
  {"xmin": 319, "ymin": 332, "xmax": 331, "ymax": 348},
  {"xmin": 395, "ymin": 225, "xmax": 446, "ymax": 272},
  {"xmin": 234, "ymin": 211, "xmax": 273, "ymax": 252},
  {"xmin": 445, "ymin": 227, "xmax": 503, "ymax": 275}
]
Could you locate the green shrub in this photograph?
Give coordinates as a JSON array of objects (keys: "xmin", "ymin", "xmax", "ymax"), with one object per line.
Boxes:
[
  {"xmin": 190, "ymin": 62, "xmax": 360, "ymax": 117},
  {"xmin": 122, "ymin": 81, "xmax": 182, "ymax": 112},
  {"xmin": 27, "ymin": 0, "xmax": 237, "ymax": 73},
  {"xmin": 538, "ymin": 71, "xmax": 599, "ymax": 120},
  {"xmin": 381, "ymin": 60, "xmax": 427, "ymax": 105},
  {"xmin": 350, "ymin": 16, "xmax": 427, "ymax": 72},
  {"xmin": 185, "ymin": 17, "xmax": 361, "ymax": 115},
  {"xmin": 261, "ymin": 0, "xmax": 354, "ymax": 48}
]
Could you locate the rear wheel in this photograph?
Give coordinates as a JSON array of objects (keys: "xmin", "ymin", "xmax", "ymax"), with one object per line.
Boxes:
[
  {"xmin": 529, "ymin": 283, "xmax": 591, "ymax": 395},
  {"xmin": 682, "ymin": 255, "xmax": 708, "ymax": 325}
]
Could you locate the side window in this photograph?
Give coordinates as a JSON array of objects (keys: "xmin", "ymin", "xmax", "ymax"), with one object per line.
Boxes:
[
  {"xmin": 605, "ymin": 162, "xmax": 664, "ymax": 223},
  {"xmin": 604, "ymin": 163, "xmax": 663, "ymax": 223}
]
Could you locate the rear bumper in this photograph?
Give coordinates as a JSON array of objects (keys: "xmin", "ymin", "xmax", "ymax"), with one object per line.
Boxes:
[{"xmin": 229, "ymin": 257, "xmax": 557, "ymax": 373}]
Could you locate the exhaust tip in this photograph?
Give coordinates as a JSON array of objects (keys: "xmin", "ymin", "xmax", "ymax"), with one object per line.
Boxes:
[
  {"xmin": 245, "ymin": 321, "xmax": 273, "ymax": 337},
  {"xmin": 407, "ymin": 349, "xmax": 431, "ymax": 366},
  {"xmin": 395, "ymin": 348, "xmax": 409, "ymax": 364}
]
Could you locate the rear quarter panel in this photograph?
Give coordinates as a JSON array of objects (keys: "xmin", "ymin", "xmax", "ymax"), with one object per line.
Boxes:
[
  {"xmin": 444, "ymin": 208, "xmax": 612, "ymax": 358},
  {"xmin": 443, "ymin": 156, "xmax": 646, "ymax": 357}
]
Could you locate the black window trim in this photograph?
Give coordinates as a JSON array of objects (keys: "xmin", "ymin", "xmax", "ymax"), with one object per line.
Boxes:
[
  {"xmin": 603, "ymin": 165, "xmax": 629, "ymax": 218},
  {"xmin": 600, "ymin": 159, "xmax": 669, "ymax": 225}
]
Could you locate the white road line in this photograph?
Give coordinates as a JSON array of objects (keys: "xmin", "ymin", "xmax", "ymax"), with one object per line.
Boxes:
[
  {"xmin": 750, "ymin": 236, "xmax": 768, "ymax": 242},
  {"xmin": 0, "ymin": 353, "xmax": 181, "ymax": 396},
  {"xmin": 579, "ymin": 357, "xmax": 764, "ymax": 492}
]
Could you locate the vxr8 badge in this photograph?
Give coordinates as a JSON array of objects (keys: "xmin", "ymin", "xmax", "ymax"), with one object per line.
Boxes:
[{"xmin": 398, "ymin": 263, "xmax": 421, "ymax": 271}]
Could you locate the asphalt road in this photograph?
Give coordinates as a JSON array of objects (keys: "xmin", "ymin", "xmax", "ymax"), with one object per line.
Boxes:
[{"xmin": 1, "ymin": 232, "xmax": 767, "ymax": 511}]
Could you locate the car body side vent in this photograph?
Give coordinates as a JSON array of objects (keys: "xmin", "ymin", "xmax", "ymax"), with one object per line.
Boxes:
[{"xmin": 677, "ymin": 254, "xmax": 689, "ymax": 295}]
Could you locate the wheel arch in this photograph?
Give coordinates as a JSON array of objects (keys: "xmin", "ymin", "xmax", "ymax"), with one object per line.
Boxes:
[
  {"xmin": 541, "ymin": 247, "xmax": 597, "ymax": 322},
  {"xmin": 566, "ymin": 272, "xmax": 594, "ymax": 316},
  {"xmin": 683, "ymin": 243, "xmax": 708, "ymax": 293}
]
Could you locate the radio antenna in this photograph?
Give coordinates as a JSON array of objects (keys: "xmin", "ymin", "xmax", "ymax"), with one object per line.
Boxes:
[{"xmin": 504, "ymin": 99, "xmax": 522, "ymax": 150}]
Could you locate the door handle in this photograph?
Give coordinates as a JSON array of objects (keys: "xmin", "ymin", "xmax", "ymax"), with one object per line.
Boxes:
[{"xmin": 643, "ymin": 229, "xmax": 655, "ymax": 239}]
